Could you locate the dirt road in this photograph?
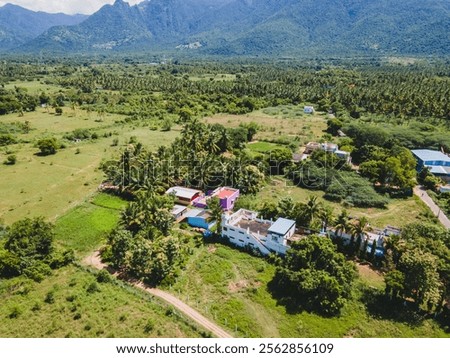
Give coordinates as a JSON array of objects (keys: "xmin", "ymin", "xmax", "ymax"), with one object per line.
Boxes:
[{"xmin": 82, "ymin": 251, "xmax": 232, "ymax": 338}]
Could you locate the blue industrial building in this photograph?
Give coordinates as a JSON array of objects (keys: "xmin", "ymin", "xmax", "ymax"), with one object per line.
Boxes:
[{"xmin": 411, "ymin": 149, "xmax": 450, "ymax": 183}]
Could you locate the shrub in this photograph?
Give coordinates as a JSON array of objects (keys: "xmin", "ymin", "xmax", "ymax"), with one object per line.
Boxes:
[
  {"xmin": 0, "ymin": 134, "xmax": 18, "ymax": 147},
  {"xmin": 86, "ymin": 282, "xmax": 100, "ymax": 294},
  {"xmin": 8, "ymin": 305, "xmax": 23, "ymax": 319},
  {"xmin": 144, "ymin": 319, "xmax": 155, "ymax": 333},
  {"xmin": 37, "ymin": 137, "xmax": 58, "ymax": 156},
  {"xmin": 44, "ymin": 291, "xmax": 55, "ymax": 304},
  {"xmin": 96, "ymin": 270, "xmax": 112, "ymax": 284},
  {"xmin": 3, "ymin": 154, "xmax": 16, "ymax": 165}
]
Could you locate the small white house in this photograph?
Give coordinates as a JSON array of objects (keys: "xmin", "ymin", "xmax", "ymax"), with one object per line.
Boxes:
[{"xmin": 304, "ymin": 106, "xmax": 315, "ymax": 114}]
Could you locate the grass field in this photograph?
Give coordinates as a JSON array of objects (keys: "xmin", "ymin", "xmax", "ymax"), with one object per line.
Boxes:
[
  {"xmin": 241, "ymin": 177, "xmax": 436, "ymax": 229},
  {"xmin": 0, "ymin": 107, "xmax": 180, "ymax": 224},
  {"xmin": 53, "ymin": 193, "xmax": 126, "ymax": 257},
  {"xmin": 4, "ymin": 80, "xmax": 62, "ymax": 95},
  {"xmin": 0, "ymin": 266, "xmax": 202, "ymax": 338},
  {"xmin": 169, "ymin": 243, "xmax": 449, "ymax": 338},
  {"xmin": 204, "ymin": 105, "xmax": 327, "ymax": 145},
  {"xmin": 247, "ymin": 141, "xmax": 286, "ymax": 153}
]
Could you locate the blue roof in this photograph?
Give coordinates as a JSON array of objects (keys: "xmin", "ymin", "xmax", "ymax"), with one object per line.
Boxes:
[
  {"xmin": 269, "ymin": 218, "xmax": 296, "ymax": 235},
  {"xmin": 411, "ymin": 149, "xmax": 450, "ymax": 163}
]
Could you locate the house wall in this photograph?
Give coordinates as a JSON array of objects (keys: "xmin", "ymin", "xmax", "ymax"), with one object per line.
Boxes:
[
  {"xmin": 222, "ymin": 225, "xmax": 271, "ymax": 255},
  {"xmin": 173, "ymin": 209, "xmax": 187, "ymax": 220},
  {"xmin": 192, "ymin": 198, "xmax": 207, "ymax": 209},
  {"xmin": 219, "ymin": 189, "xmax": 240, "ymax": 210},
  {"xmin": 262, "ymin": 235, "xmax": 289, "ymax": 255},
  {"xmin": 175, "ymin": 192, "xmax": 200, "ymax": 206},
  {"xmin": 187, "ymin": 216, "xmax": 214, "ymax": 230},
  {"xmin": 268, "ymin": 225, "xmax": 295, "ymax": 244},
  {"xmin": 424, "ymin": 160, "xmax": 450, "ymax": 167},
  {"xmin": 221, "ymin": 209, "xmax": 295, "ymax": 256}
]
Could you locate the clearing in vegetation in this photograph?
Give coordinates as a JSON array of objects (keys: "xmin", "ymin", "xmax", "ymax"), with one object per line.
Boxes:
[{"xmin": 204, "ymin": 105, "xmax": 327, "ymax": 145}]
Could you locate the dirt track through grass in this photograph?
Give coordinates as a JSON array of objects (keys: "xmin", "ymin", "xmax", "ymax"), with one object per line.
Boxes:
[{"xmin": 83, "ymin": 251, "xmax": 233, "ymax": 338}]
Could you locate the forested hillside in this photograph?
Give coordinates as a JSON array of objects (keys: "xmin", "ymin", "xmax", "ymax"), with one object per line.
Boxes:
[{"xmin": 6, "ymin": 0, "xmax": 450, "ymax": 56}]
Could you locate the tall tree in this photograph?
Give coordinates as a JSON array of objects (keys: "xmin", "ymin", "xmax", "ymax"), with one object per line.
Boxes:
[
  {"xmin": 349, "ymin": 216, "xmax": 370, "ymax": 255},
  {"xmin": 270, "ymin": 235, "xmax": 356, "ymax": 316},
  {"xmin": 399, "ymin": 250, "xmax": 442, "ymax": 310},
  {"xmin": 207, "ymin": 197, "xmax": 223, "ymax": 233}
]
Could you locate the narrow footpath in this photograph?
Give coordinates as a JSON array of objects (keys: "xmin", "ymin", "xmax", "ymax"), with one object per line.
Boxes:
[
  {"xmin": 414, "ymin": 186, "xmax": 450, "ymax": 229},
  {"xmin": 83, "ymin": 251, "xmax": 233, "ymax": 338}
]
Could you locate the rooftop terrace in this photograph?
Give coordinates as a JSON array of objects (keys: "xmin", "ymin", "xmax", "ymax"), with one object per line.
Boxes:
[{"xmin": 236, "ymin": 217, "xmax": 271, "ymax": 237}]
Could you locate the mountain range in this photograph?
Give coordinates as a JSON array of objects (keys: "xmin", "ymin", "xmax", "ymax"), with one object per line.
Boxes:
[
  {"xmin": 1, "ymin": 0, "xmax": 449, "ymax": 56},
  {"xmin": 0, "ymin": 4, "xmax": 87, "ymax": 51}
]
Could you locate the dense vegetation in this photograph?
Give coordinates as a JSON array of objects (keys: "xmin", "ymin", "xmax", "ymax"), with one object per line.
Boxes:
[
  {"xmin": 270, "ymin": 236, "xmax": 356, "ymax": 316},
  {"xmin": 0, "ymin": 58, "xmax": 449, "ymax": 337},
  {"xmin": 102, "ymin": 190, "xmax": 191, "ymax": 286},
  {"xmin": 0, "ymin": 217, "xmax": 73, "ymax": 282}
]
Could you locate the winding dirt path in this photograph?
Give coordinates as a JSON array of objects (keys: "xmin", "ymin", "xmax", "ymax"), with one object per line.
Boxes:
[{"xmin": 82, "ymin": 251, "xmax": 232, "ymax": 338}]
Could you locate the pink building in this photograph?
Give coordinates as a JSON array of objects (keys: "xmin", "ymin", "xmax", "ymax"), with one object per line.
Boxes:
[{"xmin": 193, "ymin": 187, "xmax": 240, "ymax": 211}]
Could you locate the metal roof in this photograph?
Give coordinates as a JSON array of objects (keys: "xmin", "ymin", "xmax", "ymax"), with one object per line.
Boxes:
[
  {"xmin": 269, "ymin": 218, "xmax": 296, "ymax": 235},
  {"xmin": 166, "ymin": 186, "xmax": 201, "ymax": 200},
  {"xmin": 429, "ymin": 166, "xmax": 449, "ymax": 175},
  {"xmin": 171, "ymin": 205, "xmax": 187, "ymax": 216},
  {"xmin": 184, "ymin": 208, "xmax": 204, "ymax": 218},
  {"xmin": 411, "ymin": 149, "xmax": 450, "ymax": 163}
]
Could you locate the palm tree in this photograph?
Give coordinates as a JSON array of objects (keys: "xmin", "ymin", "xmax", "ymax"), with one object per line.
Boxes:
[
  {"xmin": 318, "ymin": 205, "xmax": 334, "ymax": 233},
  {"xmin": 120, "ymin": 202, "xmax": 145, "ymax": 234},
  {"xmin": 334, "ymin": 209, "xmax": 349, "ymax": 238},
  {"xmin": 207, "ymin": 197, "xmax": 223, "ymax": 234},
  {"xmin": 304, "ymin": 196, "xmax": 322, "ymax": 227},
  {"xmin": 349, "ymin": 216, "xmax": 370, "ymax": 255}
]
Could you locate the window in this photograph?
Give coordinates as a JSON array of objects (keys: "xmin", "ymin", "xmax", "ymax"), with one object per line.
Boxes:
[{"xmin": 223, "ymin": 227, "xmax": 228, "ymax": 231}]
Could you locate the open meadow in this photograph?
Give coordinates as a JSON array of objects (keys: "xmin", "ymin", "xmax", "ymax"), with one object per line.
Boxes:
[
  {"xmin": 168, "ymin": 242, "xmax": 449, "ymax": 338},
  {"xmin": 0, "ymin": 103, "xmax": 180, "ymax": 224},
  {"xmin": 0, "ymin": 265, "xmax": 202, "ymax": 338},
  {"xmin": 204, "ymin": 104, "xmax": 328, "ymax": 147}
]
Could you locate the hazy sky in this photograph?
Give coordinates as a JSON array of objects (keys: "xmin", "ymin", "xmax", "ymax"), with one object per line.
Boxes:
[{"xmin": 0, "ymin": 1, "xmax": 145, "ymax": 14}]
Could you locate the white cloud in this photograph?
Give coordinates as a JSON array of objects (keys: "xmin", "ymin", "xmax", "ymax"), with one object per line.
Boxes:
[{"xmin": 0, "ymin": 0, "xmax": 145, "ymax": 15}]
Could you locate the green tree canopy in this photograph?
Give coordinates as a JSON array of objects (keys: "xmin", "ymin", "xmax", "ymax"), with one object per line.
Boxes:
[
  {"xmin": 270, "ymin": 235, "xmax": 356, "ymax": 316},
  {"xmin": 37, "ymin": 137, "xmax": 58, "ymax": 156}
]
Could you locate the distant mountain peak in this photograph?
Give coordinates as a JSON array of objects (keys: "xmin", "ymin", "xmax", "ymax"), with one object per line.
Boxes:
[
  {"xmin": 4, "ymin": 0, "xmax": 450, "ymax": 56},
  {"xmin": 113, "ymin": 0, "xmax": 130, "ymax": 8},
  {"xmin": 0, "ymin": 3, "xmax": 87, "ymax": 52}
]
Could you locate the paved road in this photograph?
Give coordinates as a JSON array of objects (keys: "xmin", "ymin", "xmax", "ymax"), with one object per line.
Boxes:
[
  {"xmin": 83, "ymin": 251, "xmax": 232, "ymax": 338},
  {"xmin": 414, "ymin": 186, "xmax": 450, "ymax": 229}
]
